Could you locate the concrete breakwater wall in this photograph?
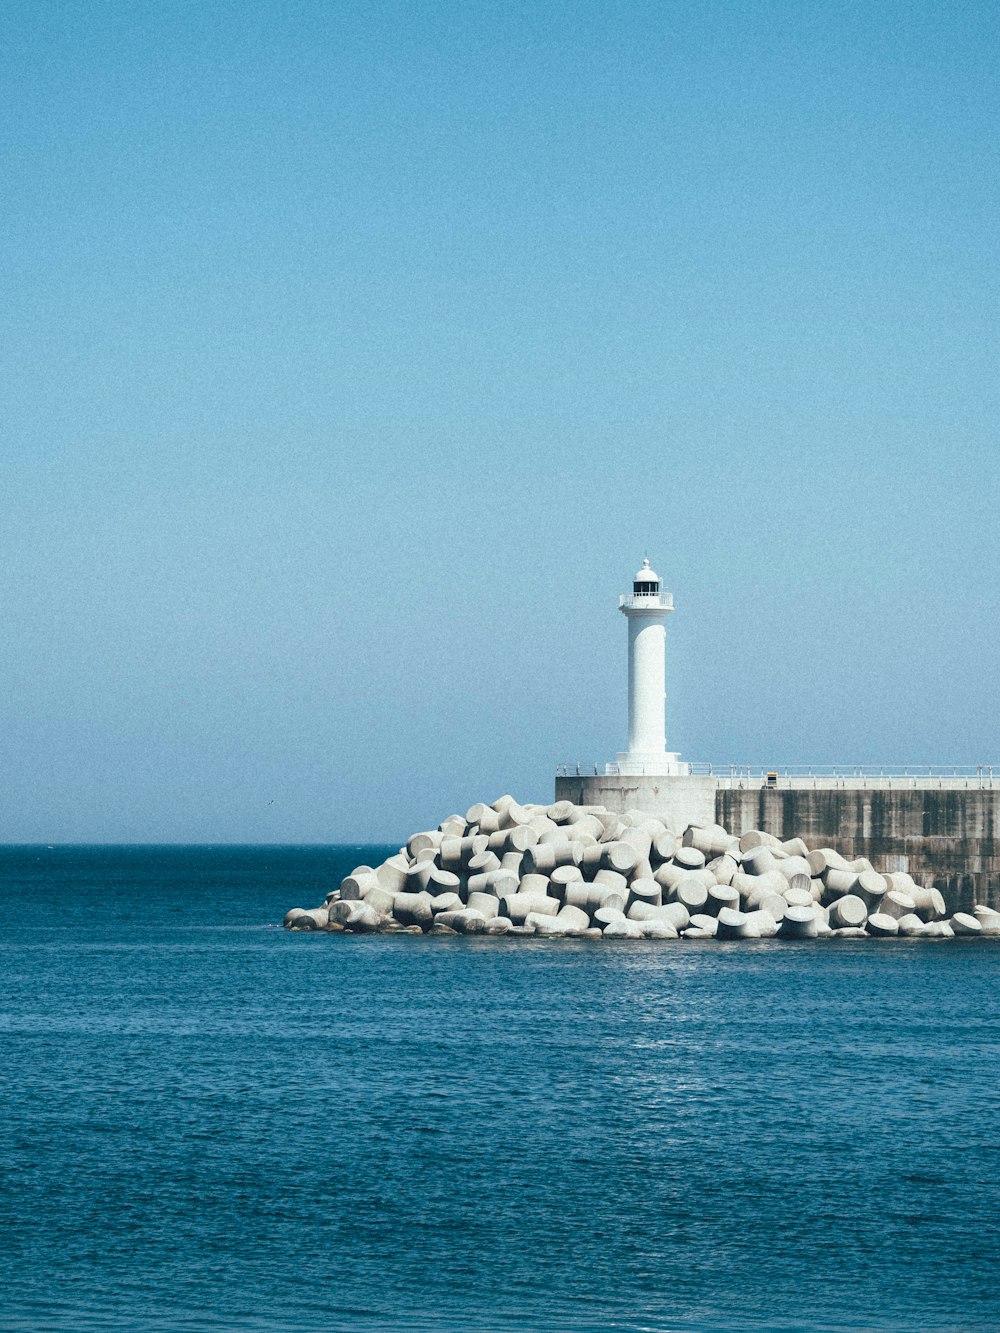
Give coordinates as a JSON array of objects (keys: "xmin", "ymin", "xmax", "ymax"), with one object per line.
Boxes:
[
  {"xmin": 555, "ymin": 776, "xmax": 1000, "ymax": 911},
  {"xmin": 716, "ymin": 788, "xmax": 1000, "ymax": 913}
]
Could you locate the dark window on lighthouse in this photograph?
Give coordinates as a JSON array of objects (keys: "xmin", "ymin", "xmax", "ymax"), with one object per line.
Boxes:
[{"xmin": 634, "ymin": 580, "xmax": 659, "ymax": 594}]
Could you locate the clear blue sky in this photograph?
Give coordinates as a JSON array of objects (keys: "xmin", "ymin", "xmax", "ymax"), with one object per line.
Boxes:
[{"xmin": 2, "ymin": 1, "xmax": 998, "ymax": 841}]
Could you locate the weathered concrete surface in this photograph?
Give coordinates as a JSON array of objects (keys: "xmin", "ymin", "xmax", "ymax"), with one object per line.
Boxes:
[
  {"xmin": 554, "ymin": 774, "xmax": 717, "ymax": 830},
  {"xmin": 716, "ymin": 787, "xmax": 1000, "ymax": 912}
]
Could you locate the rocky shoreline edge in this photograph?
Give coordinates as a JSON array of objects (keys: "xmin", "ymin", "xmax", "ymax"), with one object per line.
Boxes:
[{"xmin": 284, "ymin": 796, "xmax": 1000, "ymax": 940}]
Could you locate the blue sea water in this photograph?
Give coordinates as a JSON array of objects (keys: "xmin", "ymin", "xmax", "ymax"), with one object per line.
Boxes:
[{"xmin": 1, "ymin": 845, "xmax": 998, "ymax": 1333}]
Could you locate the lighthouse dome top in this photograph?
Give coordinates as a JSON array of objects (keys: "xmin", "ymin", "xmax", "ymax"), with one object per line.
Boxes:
[{"xmin": 633, "ymin": 557, "xmax": 660, "ymax": 592}]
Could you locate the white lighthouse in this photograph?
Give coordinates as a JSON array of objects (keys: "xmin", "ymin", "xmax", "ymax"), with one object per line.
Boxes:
[{"xmin": 615, "ymin": 558, "xmax": 689, "ymax": 776}]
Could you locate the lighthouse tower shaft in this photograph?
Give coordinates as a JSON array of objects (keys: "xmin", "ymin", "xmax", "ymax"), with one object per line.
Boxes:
[
  {"xmin": 616, "ymin": 559, "xmax": 688, "ymax": 777},
  {"xmin": 626, "ymin": 614, "xmax": 667, "ymax": 756}
]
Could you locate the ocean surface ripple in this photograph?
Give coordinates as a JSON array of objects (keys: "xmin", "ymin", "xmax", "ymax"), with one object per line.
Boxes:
[{"xmin": 1, "ymin": 845, "xmax": 997, "ymax": 1332}]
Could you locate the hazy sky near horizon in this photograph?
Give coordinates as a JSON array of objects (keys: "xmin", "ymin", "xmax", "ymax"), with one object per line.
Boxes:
[{"xmin": 3, "ymin": 1, "xmax": 999, "ymax": 842}]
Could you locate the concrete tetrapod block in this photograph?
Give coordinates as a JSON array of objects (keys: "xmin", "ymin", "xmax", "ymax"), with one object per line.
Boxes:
[
  {"xmin": 500, "ymin": 853, "xmax": 524, "ymax": 875},
  {"xmin": 619, "ymin": 826, "xmax": 653, "ymax": 860},
  {"xmin": 828, "ymin": 894, "xmax": 867, "ymax": 929},
  {"xmin": 500, "ymin": 892, "xmax": 560, "ymax": 922},
  {"xmin": 973, "ymin": 905, "xmax": 1000, "ymax": 934},
  {"xmin": 532, "ymin": 818, "xmax": 560, "ymax": 838},
  {"xmin": 391, "ymin": 892, "xmax": 434, "ymax": 928},
  {"xmin": 466, "ymin": 802, "xmax": 501, "ymax": 835},
  {"xmin": 467, "ymin": 851, "xmax": 502, "ymax": 875},
  {"xmin": 600, "ymin": 842, "xmax": 639, "ymax": 875},
  {"xmin": 923, "ymin": 920, "xmax": 955, "ymax": 938},
  {"xmin": 593, "ymin": 868, "xmax": 629, "ymax": 894},
  {"xmin": 439, "ymin": 815, "xmax": 467, "ymax": 838},
  {"xmin": 288, "ymin": 907, "xmax": 329, "ymax": 930},
  {"xmin": 911, "ymin": 886, "xmax": 947, "ymax": 922},
  {"xmin": 406, "ymin": 860, "xmax": 436, "ymax": 893},
  {"xmin": 466, "ymin": 869, "xmax": 518, "ymax": 898},
  {"xmin": 896, "ymin": 913, "xmax": 926, "ymax": 937},
  {"xmin": 627, "ymin": 878, "xmax": 662, "ymax": 910},
  {"xmin": 669, "ymin": 878, "xmax": 709, "ymax": 914},
  {"xmin": 950, "ymin": 912, "xmax": 982, "ymax": 937},
  {"xmin": 705, "ymin": 884, "xmax": 740, "ymax": 918},
  {"xmin": 881, "ymin": 889, "xmax": 917, "ymax": 920},
  {"xmin": 556, "ymin": 904, "xmax": 592, "ymax": 932},
  {"xmin": 865, "ymin": 912, "xmax": 899, "ymax": 937},
  {"xmin": 484, "ymin": 916, "xmax": 513, "ymax": 935},
  {"xmin": 731, "ymin": 870, "xmax": 783, "ymax": 904},
  {"xmin": 882, "ymin": 871, "xmax": 916, "ymax": 894},
  {"xmin": 683, "ymin": 823, "xmax": 738, "ymax": 859},
  {"xmin": 548, "ymin": 864, "xmax": 585, "ymax": 898},
  {"xmin": 594, "ymin": 813, "xmax": 627, "ymax": 841},
  {"xmin": 754, "ymin": 891, "xmax": 787, "ymax": 922},
  {"xmin": 327, "ymin": 900, "xmax": 358, "ymax": 925},
  {"xmin": 563, "ymin": 883, "xmax": 627, "ymax": 917},
  {"xmin": 781, "ymin": 837, "xmax": 810, "ymax": 858},
  {"xmin": 639, "ymin": 919, "xmax": 679, "ymax": 938},
  {"xmin": 517, "ymin": 872, "xmax": 552, "ymax": 897},
  {"xmin": 821, "ymin": 867, "xmax": 860, "ymax": 898},
  {"xmin": 522, "ymin": 841, "xmax": 576, "ymax": 874},
  {"xmin": 526, "ymin": 912, "xmax": 572, "ymax": 936},
  {"xmin": 777, "ymin": 856, "xmax": 813, "ymax": 883},
  {"xmin": 429, "ymin": 893, "xmax": 463, "ymax": 913},
  {"xmin": 424, "ymin": 867, "xmax": 463, "ymax": 898},
  {"xmin": 434, "ymin": 909, "xmax": 487, "ymax": 934},
  {"xmin": 623, "ymin": 900, "xmax": 684, "ymax": 928},
  {"xmin": 364, "ymin": 886, "xmax": 397, "ymax": 917},
  {"xmin": 708, "ymin": 854, "xmax": 740, "ymax": 886},
  {"xmin": 687, "ymin": 913, "xmax": 718, "ymax": 937},
  {"xmin": 566, "ymin": 815, "xmax": 606, "ymax": 842},
  {"xmin": 507, "ymin": 825, "xmax": 539, "ymax": 852},
  {"xmin": 623, "ymin": 900, "xmax": 686, "ymax": 930},
  {"xmin": 651, "ymin": 831, "xmax": 678, "ymax": 863},
  {"xmin": 715, "ymin": 907, "xmax": 747, "ymax": 940},
  {"xmin": 332, "ymin": 901, "xmax": 380, "ymax": 932},
  {"xmin": 630, "ymin": 855, "xmax": 654, "ymax": 884},
  {"xmin": 783, "ymin": 886, "xmax": 814, "ymax": 909},
  {"xmin": 283, "ymin": 908, "xmax": 310, "ymax": 929},
  {"xmin": 674, "ymin": 845, "xmax": 707, "ymax": 871},
  {"xmin": 739, "ymin": 830, "xmax": 782, "ymax": 853},
  {"xmin": 602, "ymin": 918, "xmax": 644, "ymax": 939},
  {"xmin": 655, "ymin": 862, "xmax": 715, "ymax": 892},
  {"xmin": 593, "ymin": 905, "xmax": 627, "ymax": 928},
  {"xmin": 807, "ymin": 847, "xmax": 851, "ymax": 876},
  {"xmin": 854, "ymin": 871, "xmax": 887, "ymax": 912},
  {"xmin": 546, "ymin": 800, "xmax": 576, "ymax": 823},
  {"xmin": 741, "ymin": 846, "xmax": 779, "ymax": 877},
  {"xmin": 466, "ymin": 892, "xmax": 501, "ymax": 920},
  {"xmin": 740, "ymin": 909, "xmax": 779, "ymax": 938},
  {"xmin": 376, "ymin": 855, "xmax": 410, "ymax": 893},
  {"xmin": 499, "ymin": 800, "xmax": 533, "ymax": 830},
  {"xmin": 439, "ymin": 836, "xmax": 483, "ymax": 871},
  {"xmin": 408, "ymin": 831, "xmax": 443, "ymax": 859},
  {"xmin": 574, "ymin": 843, "xmax": 605, "ymax": 876},
  {"xmin": 742, "ymin": 876, "xmax": 782, "ymax": 908},
  {"xmin": 779, "ymin": 905, "xmax": 820, "ymax": 939},
  {"xmin": 339, "ymin": 869, "xmax": 381, "ymax": 901}
]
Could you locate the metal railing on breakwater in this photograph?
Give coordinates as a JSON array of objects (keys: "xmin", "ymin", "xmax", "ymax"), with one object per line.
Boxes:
[{"xmin": 555, "ymin": 763, "xmax": 1000, "ymax": 790}]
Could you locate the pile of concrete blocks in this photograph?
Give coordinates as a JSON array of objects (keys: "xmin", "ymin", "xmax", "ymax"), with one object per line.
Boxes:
[{"xmin": 283, "ymin": 796, "xmax": 1000, "ymax": 942}]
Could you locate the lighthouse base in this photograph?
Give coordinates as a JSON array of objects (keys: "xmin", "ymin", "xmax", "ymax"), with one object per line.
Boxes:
[
  {"xmin": 555, "ymin": 772, "xmax": 717, "ymax": 830},
  {"xmin": 613, "ymin": 752, "xmax": 690, "ymax": 777}
]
